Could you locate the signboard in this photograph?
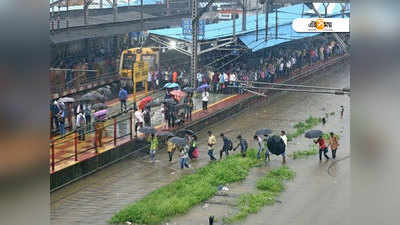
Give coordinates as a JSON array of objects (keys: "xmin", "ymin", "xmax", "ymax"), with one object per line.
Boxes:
[{"xmin": 182, "ymin": 19, "xmax": 206, "ymax": 38}]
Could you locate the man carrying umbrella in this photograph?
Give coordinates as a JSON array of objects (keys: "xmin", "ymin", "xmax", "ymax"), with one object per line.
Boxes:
[{"xmin": 118, "ymin": 87, "xmax": 128, "ymax": 112}]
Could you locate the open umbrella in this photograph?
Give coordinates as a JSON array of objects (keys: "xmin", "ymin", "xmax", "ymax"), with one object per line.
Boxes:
[
  {"xmin": 169, "ymin": 83, "xmax": 180, "ymax": 89},
  {"xmin": 162, "ymin": 98, "xmax": 177, "ymax": 105},
  {"xmin": 97, "ymin": 87, "xmax": 112, "ymax": 99},
  {"xmin": 267, "ymin": 135, "xmax": 286, "ymax": 155},
  {"xmin": 170, "ymin": 90, "xmax": 186, "ymax": 102},
  {"xmin": 305, "ymin": 130, "xmax": 323, "ymax": 139},
  {"xmin": 139, "ymin": 96, "xmax": 153, "ymax": 110},
  {"xmin": 92, "ymin": 103, "xmax": 107, "ymax": 111},
  {"xmin": 156, "ymin": 131, "xmax": 174, "ymax": 137},
  {"xmin": 255, "ymin": 129, "xmax": 272, "ymax": 136},
  {"xmin": 183, "ymin": 87, "xmax": 195, "ymax": 93},
  {"xmin": 58, "ymin": 97, "xmax": 75, "ymax": 103},
  {"xmin": 168, "ymin": 136, "xmax": 186, "ymax": 146},
  {"xmin": 176, "ymin": 129, "xmax": 195, "ymax": 137},
  {"xmin": 93, "ymin": 109, "xmax": 108, "ymax": 121},
  {"xmin": 81, "ymin": 92, "xmax": 105, "ymax": 102},
  {"xmin": 163, "ymin": 83, "xmax": 173, "ymax": 89},
  {"xmin": 139, "ymin": 126, "xmax": 157, "ymax": 134},
  {"xmin": 197, "ymin": 84, "xmax": 210, "ymax": 92}
]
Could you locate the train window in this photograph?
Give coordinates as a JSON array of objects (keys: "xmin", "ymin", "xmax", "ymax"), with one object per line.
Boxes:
[{"xmin": 123, "ymin": 53, "xmax": 136, "ymax": 69}]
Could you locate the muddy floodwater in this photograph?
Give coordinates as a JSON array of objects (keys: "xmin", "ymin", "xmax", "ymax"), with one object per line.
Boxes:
[{"xmin": 51, "ymin": 61, "xmax": 350, "ymax": 225}]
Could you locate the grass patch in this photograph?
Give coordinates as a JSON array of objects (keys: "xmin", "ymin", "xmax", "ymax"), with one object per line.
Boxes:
[
  {"xmin": 110, "ymin": 149, "xmax": 259, "ymax": 225},
  {"xmin": 287, "ymin": 116, "xmax": 322, "ymax": 142},
  {"xmin": 291, "ymin": 147, "xmax": 318, "ymax": 159},
  {"xmin": 223, "ymin": 166, "xmax": 295, "ymax": 224}
]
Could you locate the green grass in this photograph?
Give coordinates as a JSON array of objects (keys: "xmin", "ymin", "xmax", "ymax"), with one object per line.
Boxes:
[
  {"xmin": 110, "ymin": 149, "xmax": 259, "ymax": 225},
  {"xmin": 291, "ymin": 147, "xmax": 318, "ymax": 159},
  {"xmin": 223, "ymin": 166, "xmax": 295, "ymax": 224},
  {"xmin": 287, "ymin": 116, "xmax": 322, "ymax": 142}
]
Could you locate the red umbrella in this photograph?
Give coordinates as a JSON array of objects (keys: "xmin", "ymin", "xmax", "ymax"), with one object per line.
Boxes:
[
  {"xmin": 170, "ymin": 90, "xmax": 186, "ymax": 102},
  {"xmin": 139, "ymin": 96, "xmax": 153, "ymax": 110}
]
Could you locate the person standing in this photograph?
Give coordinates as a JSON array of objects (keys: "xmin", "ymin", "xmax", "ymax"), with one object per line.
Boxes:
[
  {"xmin": 264, "ymin": 135, "xmax": 270, "ymax": 161},
  {"xmin": 234, "ymin": 135, "xmax": 248, "ymax": 157},
  {"xmin": 58, "ymin": 108, "xmax": 66, "ymax": 136},
  {"xmin": 202, "ymin": 89, "xmax": 209, "ymax": 112},
  {"xmin": 118, "ymin": 87, "xmax": 128, "ymax": 112},
  {"xmin": 254, "ymin": 135, "xmax": 263, "ymax": 159},
  {"xmin": 314, "ymin": 135, "xmax": 330, "ymax": 161},
  {"xmin": 207, "ymin": 131, "xmax": 217, "ymax": 161},
  {"xmin": 143, "ymin": 108, "xmax": 151, "ymax": 127},
  {"xmin": 150, "ymin": 134, "xmax": 158, "ymax": 162},
  {"xmin": 76, "ymin": 111, "xmax": 86, "ymax": 141},
  {"xmin": 84, "ymin": 104, "xmax": 92, "ymax": 132},
  {"xmin": 328, "ymin": 132, "xmax": 339, "ymax": 159},
  {"xmin": 340, "ymin": 105, "xmax": 344, "ymax": 119},
  {"xmin": 219, "ymin": 133, "xmax": 231, "ymax": 160},
  {"xmin": 134, "ymin": 107, "xmax": 144, "ymax": 136},
  {"xmin": 280, "ymin": 131, "xmax": 287, "ymax": 164}
]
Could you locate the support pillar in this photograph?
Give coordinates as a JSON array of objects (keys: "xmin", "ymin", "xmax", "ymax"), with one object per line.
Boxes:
[{"xmin": 191, "ymin": 0, "xmax": 199, "ymax": 88}]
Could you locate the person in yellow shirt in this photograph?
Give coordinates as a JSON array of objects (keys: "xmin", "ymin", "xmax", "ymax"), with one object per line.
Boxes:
[
  {"xmin": 207, "ymin": 131, "xmax": 217, "ymax": 161},
  {"xmin": 150, "ymin": 134, "xmax": 158, "ymax": 162},
  {"xmin": 167, "ymin": 140, "xmax": 176, "ymax": 162}
]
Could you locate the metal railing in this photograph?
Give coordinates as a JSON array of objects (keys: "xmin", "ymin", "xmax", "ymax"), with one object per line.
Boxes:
[{"xmin": 50, "ymin": 111, "xmax": 134, "ymax": 172}]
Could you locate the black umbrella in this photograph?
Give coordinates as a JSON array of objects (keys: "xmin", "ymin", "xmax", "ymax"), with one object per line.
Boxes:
[
  {"xmin": 176, "ymin": 129, "xmax": 194, "ymax": 137},
  {"xmin": 97, "ymin": 87, "xmax": 112, "ymax": 99},
  {"xmin": 267, "ymin": 135, "xmax": 286, "ymax": 155},
  {"xmin": 255, "ymin": 129, "xmax": 272, "ymax": 136},
  {"xmin": 162, "ymin": 98, "xmax": 177, "ymax": 105},
  {"xmin": 92, "ymin": 103, "xmax": 107, "ymax": 111},
  {"xmin": 138, "ymin": 126, "xmax": 157, "ymax": 134},
  {"xmin": 305, "ymin": 130, "xmax": 323, "ymax": 139},
  {"xmin": 156, "ymin": 131, "xmax": 174, "ymax": 137},
  {"xmin": 168, "ymin": 137, "xmax": 186, "ymax": 146},
  {"xmin": 183, "ymin": 87, "xmax": 195, "ymax": 93}
]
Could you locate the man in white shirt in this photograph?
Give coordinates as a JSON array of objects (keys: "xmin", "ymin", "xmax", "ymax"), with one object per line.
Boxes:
[
  {"xmin": 202, "ymin": 90, "xmax": 210, "ymax": 112},
  {"xmin": 280, "ymin": 130, "xmax": 287, "ymax": 164},
  {"xmin": 134, "ymin": 109, "xmax": 144, "ymax": 136},
  {"xmin": 76, "ymin": 112, "xmax": 86, "ymax": 141}
]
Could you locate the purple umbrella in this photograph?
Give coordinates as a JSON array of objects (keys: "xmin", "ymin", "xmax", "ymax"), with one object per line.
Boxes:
[{"xmin": 197, "ymin": 84, "xmax": 210, "ymax": 92}]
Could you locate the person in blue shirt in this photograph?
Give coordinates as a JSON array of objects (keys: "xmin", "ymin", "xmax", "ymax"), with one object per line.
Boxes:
[{"xmin": 118, "ymin": 87, "xmax": 128, "ymax": 112}]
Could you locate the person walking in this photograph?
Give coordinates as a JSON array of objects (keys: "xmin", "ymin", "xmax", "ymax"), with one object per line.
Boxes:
[
  {"xmin": 149, "ymin": 133, "xmax": 158, "ymax": 162},
  {"xmin": 84, "ymin": 104, "xmax": 92, "ymax": 132},
  {"xmin": 219, "ymin": 133, "xmax": 231, "ymax": 160},
  {"xmin": 167, "ymin": 141, "xmax": 175, "ymax": 162},
  {"xmin": 280, "ymin": 131, "xmax": 287, "ymax": 164},
  {"xmin": 143, "ymin": 108, "xmax": 151, "ymax": 127},
  {"xmin": 207, "ymin": 131, "xmax": 217, "ymax": 161},
  {"xmin": 314, "ymin": 135, "xmax": 330, "ymax": 161},
  {"xmin": 180, "ymin": 145, "xmax": 190, "ymax": 169},
  {"xmin": 202, "ymin": 89, "xmax": 210, "ymax": 112},
  {"xmin": 254, "ymin": 135, "xmax": 263, "ymax": 159},
  {"xmin": 57, "ymin": 108, "xmax": 65, "ymax": 136},
  {"xmin": 118, "ymin": 87, "xmax": 128, "ymax": 112},
  {"xmin": 234, "ymin": 135, "xmax": 248, "ymax": 157},
  {"xmin": 264, "ymin": 135, "xmax": 270, "ymax": 161},
  {"xmin": 76, "ymin": 111, "xmax": 86, "ymax": 141},
  {"xmin": 328, "ymin": 132, "xmax": 339, "ymax": 159},
  {"xmin": 184, "ymin": 94, "xmax": 194, "ymax": 121}
]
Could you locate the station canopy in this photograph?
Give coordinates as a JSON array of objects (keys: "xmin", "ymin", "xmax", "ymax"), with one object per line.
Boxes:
[{"xmin": 149, "ymin": 3, "xmax": 350, "ymax": 52}]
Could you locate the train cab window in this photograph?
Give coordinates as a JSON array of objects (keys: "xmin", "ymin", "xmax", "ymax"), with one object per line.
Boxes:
[{"xmin": 123, "ymin": 54, "xmax": 136, "ymax": 69}]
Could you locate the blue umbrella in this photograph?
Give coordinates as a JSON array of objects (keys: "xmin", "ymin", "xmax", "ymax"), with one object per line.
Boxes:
[
  {"xmin": 163, "ymin": 83, "xmax": 173, "ymax": 89},
  {"xmin": 197, "ymin": 84, "xmax": 210, "ymax": 92}
]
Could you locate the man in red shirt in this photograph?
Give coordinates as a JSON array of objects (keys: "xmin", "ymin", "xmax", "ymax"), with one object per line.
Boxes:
[{"xmin": 314, "ymin": 135, "xmax": 330, "ymax": 161}]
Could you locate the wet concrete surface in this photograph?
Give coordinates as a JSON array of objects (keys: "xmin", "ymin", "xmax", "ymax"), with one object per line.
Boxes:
[{"xmin": 51, "ymin": 61, "xmax": 350, "ymax": 225}]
